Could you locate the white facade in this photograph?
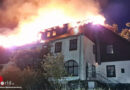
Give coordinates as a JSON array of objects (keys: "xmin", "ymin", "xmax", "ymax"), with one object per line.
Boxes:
[
  {"xmin": 97, "ymin": 60, "xmax": 130, "ymax": 84},
  {"xmin": 49, "ymin": 34, "xmax": 130, "ymax": 86},
  {"xmin": 50, "ymin": 34, "xmax": 96, "ymax": 81}
]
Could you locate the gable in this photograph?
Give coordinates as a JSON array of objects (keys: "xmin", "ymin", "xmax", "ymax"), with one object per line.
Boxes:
[{"xmin": 83, "ymin": 23, "xmax": 130, "ymax": 62}]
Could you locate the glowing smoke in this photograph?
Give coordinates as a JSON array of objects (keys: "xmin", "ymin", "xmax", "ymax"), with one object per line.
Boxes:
[{"xmin": 0, "ymin": 0, "xmax": 105, "ymax": 48}]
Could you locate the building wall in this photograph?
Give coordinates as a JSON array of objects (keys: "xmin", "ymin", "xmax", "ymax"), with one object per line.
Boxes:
[
  {"xmin": 50, "ymin": 35, "xmax": 80, "ymax": 64},
  {"xmin": 81, "ymin": 35, "xmax": 96, "ymax": 80},
  {"xmin": 50, "ymin": 34, "xmax": 96, "ymax": 81},
  {"xmin": 50, "ymin": 35, "xmax": 81, "ymax": 81},
  {"xmin": 97, "ymin": 61, "xmax": 130, "ymax": 83}
]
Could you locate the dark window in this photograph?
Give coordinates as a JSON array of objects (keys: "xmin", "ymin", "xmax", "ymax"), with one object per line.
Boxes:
[
  {"xmin": 121, "ymin": 68, "xmax": 125, "ymax": 73},
  {"xmin": 69, "ymin": 39, "xmax": 77, "ymax": 51},
  {"xmin": 106, "ymin": 65, "xmax": 116, "ymax": 77},
  {"xmin": 92, "ymin": 65, "xmax": 96, "ymax": 78},
  {"xmin": 55, "ymin": 42, "xmax": 62, "ymax": 53},
  {"xmin": 65, "ymin": 60, "xmax": 78, "ymax": 76},
  {"xmin": 86, "ymin": 63, "xmax": 88, "ymax": 78},
  {"xmin": 93, "ymin": 45, "xmax": 96, "ymax": 54},
  {"xmin": 106, "ymin": 45, "xmax": 114, "ymax": 54}
]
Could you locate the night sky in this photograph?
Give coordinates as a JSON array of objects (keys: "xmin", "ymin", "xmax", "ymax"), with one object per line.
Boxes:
[{"xmin": 100, "ymin": 0, "xmax": 130, "ymax": 31}]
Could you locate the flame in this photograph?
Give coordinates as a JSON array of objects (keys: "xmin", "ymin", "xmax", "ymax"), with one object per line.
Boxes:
[
  {"xmin": 0, "ymin": 7, "xmax": 105, "ymax": 48},
  {"xmin": 86, "ymin": 15, "xmax": 105, "ymax": 25}
]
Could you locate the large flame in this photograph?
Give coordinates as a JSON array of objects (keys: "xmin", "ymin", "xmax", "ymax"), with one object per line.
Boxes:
[{"xmin": 0, "ymin": 1, "xmax": 105, "ymax": 48}]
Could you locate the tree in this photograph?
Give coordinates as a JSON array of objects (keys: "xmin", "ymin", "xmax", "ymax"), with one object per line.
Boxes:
[
  {"xmin": 21, "ymin": 53, "xmax": 66, "ymax": 90},
  {"xmin": 120, "ymin": 22, "xmax": 130, "ymax": 41},
  {"xmin": 126, "ymin": 22, "xmax": 130, "ymax": 27},
  {"xmin": 0, "ymin": 43, "xmax": 66, "ymax": 90},
  {"xmin": 42, "ymin": 53, "xmax": 67, "ymax": 89}
]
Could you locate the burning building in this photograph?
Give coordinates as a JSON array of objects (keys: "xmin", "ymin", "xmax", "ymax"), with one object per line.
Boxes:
[
  {"xmin": 40, "ymin": 22, "xmax": 130, "ymax": 89},
  {"xmin": 0, "ymin": 0, "xmax": 130, "ymax": 89}
]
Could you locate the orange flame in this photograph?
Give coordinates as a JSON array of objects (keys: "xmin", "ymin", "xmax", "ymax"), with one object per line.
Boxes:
[{"xmin": 0, "ymin": 7, "xmax": 105, "ymax": 48}]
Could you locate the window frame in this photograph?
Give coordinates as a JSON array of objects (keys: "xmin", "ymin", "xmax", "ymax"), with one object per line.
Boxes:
[
  {"xmin": 55, "ymin": 42, "xmax": 62, "ymax": 53},
  {"xmin": 106, "ymin": 45, "xmax": 114, "ymax": 54},
  {"xmin": 46, "ymin": 31, "xmax": 51, "ymax": 38},
  {"xmin": 121, "ymin": 68, "xmax": 125, "ymax": 73},
  {"xmin": 64, "ymin": 60, "xmax": 78, "ymax": 76},
  {"xmin": 106, "ymin": 65, "xmax": 116, "ymax": 77},
  {"xmin": 69, "ymin": 39, "xmax": 77, "ymax": 51},
  {"xmin": 92, "ymin": 65, "xmax": 96, "ymax": 78},
  {"xmin": 93, "ymin": 45, "xmax": 96, "ymax": 54}
]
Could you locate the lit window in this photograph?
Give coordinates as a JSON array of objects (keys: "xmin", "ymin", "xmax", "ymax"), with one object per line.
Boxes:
[
  {"xmin": 69, "ymin": 39, "xmax": 77, "ymax": 51},
  {"xmin": 65, "ymin": 60, "xmax": 78, "ymax": 76},
  {"xmin": 47, "ymin": 32, "xmax": 51, "ymax": 37},
  {"xmin": 55, "ymin": 42, "xmax": 62, "ymax": 53},
  {"xmin": 106, "ymin": 45, "xmax": 114, "ymax": 54},
  {"xmin": 106, "ymin": 65, "xmax": 116, "ymax": 77},
  {"xmin": 52, "ymin": 31, "xmax": 56, "ymax": 36}
]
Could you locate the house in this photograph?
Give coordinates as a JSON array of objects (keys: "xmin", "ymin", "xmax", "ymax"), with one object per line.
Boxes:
[{"xmin": 41, "ymin": 23, "xmax": 130, "ymax": 89}]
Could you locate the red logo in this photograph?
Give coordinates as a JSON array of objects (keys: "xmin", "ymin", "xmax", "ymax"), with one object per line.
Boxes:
[
  {"xmin": 0, "ymin": 76, "xmax": 4, "ymax": 86},
  {"xmin": 0, "ymin": 76, "xmax": 3, "ymax": 82}
]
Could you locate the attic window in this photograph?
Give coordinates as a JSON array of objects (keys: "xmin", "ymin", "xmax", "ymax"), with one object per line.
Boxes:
[
  {"xmin": 106, "ymin": 45, "xmax": 114, "ymax": 54},
  {"xmin": 52, "ymin": 31, "xmax": 56, "ymax": 36},
  {"xmin": 47, "ymin": 32, "xmax": 51, "ymax": 37}
]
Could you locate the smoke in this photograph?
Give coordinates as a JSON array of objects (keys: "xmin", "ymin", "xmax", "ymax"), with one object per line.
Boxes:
[
  {"xmin": 0, "ymin": 0, "xmax": 101, "ymax": 33},
  {"xmin": 0, "ymin": 0, "xmax": 105, "ymax": 48}
]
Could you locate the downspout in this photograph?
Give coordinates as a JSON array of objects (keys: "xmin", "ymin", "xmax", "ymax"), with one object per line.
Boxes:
[
  {"xmin": 78, "ymin": 34, "xmax": 82, "ymax": 89},
  {"xmin": 79, "ymin": 34, "xmax": 82, "ymax": 80},
  {"xmin": 95, "ymin": 31, "xmax": 101, "ymax": 64}
]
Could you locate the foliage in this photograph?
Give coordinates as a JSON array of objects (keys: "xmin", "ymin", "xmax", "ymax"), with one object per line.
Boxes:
[
  {"xmin": 0, "ymin": 44, "xmax": 66, "ymax": 90},
  {"xmin": 10, "ymin": 47, "xmax": 43, "ymax": 70},
  {"xmin": 42, "ymin": 53, "xmax": 67, "ymax": 90},
  {"xmin": 120, "ymin": 22, "xmax": 130, "ymax": 41},
  {"xmin": 126, "ymin": 22, "xmax": 130, "ymax": 27},
  {"xmin": 42, "ymin": 53, "xmax": 66, "ymax": 78}
]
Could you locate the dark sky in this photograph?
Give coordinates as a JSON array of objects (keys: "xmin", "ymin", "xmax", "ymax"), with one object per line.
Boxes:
[{"xmin": 100, "ymin": 0, "xmax": 130, "ymax": 31}]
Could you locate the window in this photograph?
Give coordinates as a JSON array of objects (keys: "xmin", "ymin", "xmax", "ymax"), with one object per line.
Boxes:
[
  {"xmin": 55, "ymin": 42, "xmax": 62, "ymax": 53},
  {"xmin": 52, "ymin": 31, "xmax": 56, "ymax": 36},
  {"xmin": 47, "ymin": 31, "xmax": 51, "ymax": 37},
  {"xmin": 86, "ymin": 63, "xmax": 88, "ymax": 78},
  {"xmin": 65, "ymin": 60, "xmax": 78, "ymax": 76},
  {"xmin": 121, "ymin": 68, "xmax": 125, "ymax": 73},
  {"xmin": 69, "ymin": 39, "xmax": 77, "ymax": 50},
  {"xmin": 93, "ymin": 45, "xmax": 96, "ymax": 54},
  {"xmin": 106, "ymin": 45, "xmax": 114, "ymax": 54},
  {"xmin": 92, "ymin": 65, "xmax": 96, "ymax": 78},
  {"xmin": 106, "ymin": 65, "xmax": 116, "ymax": 77}
]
